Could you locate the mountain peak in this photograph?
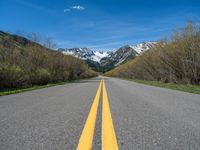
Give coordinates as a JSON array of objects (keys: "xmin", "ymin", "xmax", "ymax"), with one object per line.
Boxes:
[
  {"xmin": 58, "ymin": 41, "xmax": 156, "ymax": 72},
  {"xmin": 58, "ymin": 47, "xmax": 109, "ymax": 62},
  {"xmin": 130, "ymin": 42, "xmax": 157, "ymax": 53}
]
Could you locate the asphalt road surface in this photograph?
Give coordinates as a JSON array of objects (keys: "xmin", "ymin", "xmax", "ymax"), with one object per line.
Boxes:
[{"xmin": 0, "ymin": 77, "xmax": 200, "ymax": 150}]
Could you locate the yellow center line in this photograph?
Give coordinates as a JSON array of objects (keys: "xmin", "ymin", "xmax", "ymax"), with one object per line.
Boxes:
[
  {"xmin": 102, "ymin": 79, "xmax": 119, "ymax": 150},
  {"xmin": 76, "ymin": 79, "xmax": 102, "ymax": 150}
]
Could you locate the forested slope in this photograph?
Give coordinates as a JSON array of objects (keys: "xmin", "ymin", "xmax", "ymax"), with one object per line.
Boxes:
[
  {"xmin": 0, "ymin": 31, "xmax": 97, "ymax": 88},
  {"xmin": 106, "ymin": 23, "xmax": 200, "ymax": 85}
]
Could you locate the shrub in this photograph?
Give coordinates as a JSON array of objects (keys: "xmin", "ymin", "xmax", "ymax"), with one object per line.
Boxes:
[
  {"xmin": 0, "ymin": 64, "xmax": 28, "ymax": 88},
  {"xmin": 0, "ymin": 31, "xmax": 97, "ymax": 88},
  {"xmin": 30, "ymin": 68, "xmax": 51, "ymax": 85},
  {"xmin": 106, "ymin": 22, "xmax": 200, "ymax": 85}
]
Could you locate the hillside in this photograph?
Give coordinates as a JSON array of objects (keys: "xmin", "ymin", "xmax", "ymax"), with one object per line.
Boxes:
[
  {"xmin": 106, "ymin": 23, "xmax": 200, "ymax": 85},
  {"xmin": 0, "ymin": 31, "xmax": 97, "ymax": 88}
]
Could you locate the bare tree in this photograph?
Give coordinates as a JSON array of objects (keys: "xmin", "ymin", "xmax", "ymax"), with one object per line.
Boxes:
[
  {"xmin": 43, "ymin": 35, "xmax": 56, "ymax": 49},
  {"xmin": 27, "ymin": 32, "xmax": 41, "ymax": 43}
]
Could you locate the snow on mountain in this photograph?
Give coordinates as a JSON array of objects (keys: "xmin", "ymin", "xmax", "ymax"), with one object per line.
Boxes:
[
  {"xmin": 100, "ymin": 45, "xmax": 138, "ymax": 69},
  {"xmin": 58, "ymin": 42, "xmax": 156, "ymax": 71},
  {"xmin": 91, "ymin": 51, "xmax": 109, "ymax": 62},
  {"xmin": 94, "ymin": 51, "xmax": 109, "ymax": 58},
  {"xmin": 130, "ymin": 42, "xmax": 157, "ymax": 54},
  {"xmin": 99, "ymin": 42, "xmax": 157, "ymax": 71},
  {"xmin": 58, "ymin": 48, "xmax": 109, "ymax": 62}
]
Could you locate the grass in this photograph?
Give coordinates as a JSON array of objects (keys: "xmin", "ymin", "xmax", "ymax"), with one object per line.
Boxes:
[
  {"xmin": 122, "ymin": 78, "xmax": 200, "ymax": 94},
  {"xmin": 0, "ymin": 81, "xmax": 70, "ymax": 96}
]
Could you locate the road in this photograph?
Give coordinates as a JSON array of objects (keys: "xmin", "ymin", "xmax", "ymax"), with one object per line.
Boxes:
[{"xmin": 0, "ymin": 77, "xmax": 200, "ymax": 150}]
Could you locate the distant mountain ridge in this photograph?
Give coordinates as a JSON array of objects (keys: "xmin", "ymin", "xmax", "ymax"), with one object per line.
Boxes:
[
  {"xmin": 0, "ymin": 30, "xmax": 156, "ymax": 73},
  {"xmin": 58, "ymin": 42, "xmax": 157, "ymax": 72},
  {"xmin": 58, "ymin": 48, "xmax": 110, "ymax": 62}
]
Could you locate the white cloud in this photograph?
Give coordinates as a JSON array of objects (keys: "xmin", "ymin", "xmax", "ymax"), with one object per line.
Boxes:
[
  {"xmin": 64, "ymin": 8, "xmax": 71, "ymax": 12},
  {"xmin": 64, "ymin": 5, "xmax": 85, "ymax": 13},
  {"xmin": 71, "ymin": 5, "xmax": 85, "ymax": 11}
]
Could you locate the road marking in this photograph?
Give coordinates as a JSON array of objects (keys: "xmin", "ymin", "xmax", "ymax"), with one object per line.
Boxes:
[
  {"xmin": 76, "ymin": 79, "xmax": 102, "ymax": 150},
  {"xmin": 102, "ymin": 80, "xmax": 119, "ymax": 150}
]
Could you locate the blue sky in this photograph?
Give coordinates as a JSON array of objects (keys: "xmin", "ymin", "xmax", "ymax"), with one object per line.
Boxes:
[{"xmin": 0, "ymin": 0, "xmax": 200, "ymax": 51}]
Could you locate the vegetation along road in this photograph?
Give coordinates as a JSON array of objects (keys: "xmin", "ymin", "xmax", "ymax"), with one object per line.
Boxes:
[{"xmin": 0, "ymin": 77, "xmax": 200, "ymax": 150}]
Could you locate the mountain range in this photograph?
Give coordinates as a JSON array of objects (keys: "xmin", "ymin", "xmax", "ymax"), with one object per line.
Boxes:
[
  {"xmin": 0, "ymin": 30, "xmax": 157, "ymax": 72},
  {"xmin": 58, "ymin": 42, "xmax": 157, "ymax": 72}
]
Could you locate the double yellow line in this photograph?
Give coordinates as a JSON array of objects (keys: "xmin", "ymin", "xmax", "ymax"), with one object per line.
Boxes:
[{"xmin": 76, "ymin": 79, "xmax": 119, "ymax": 150}]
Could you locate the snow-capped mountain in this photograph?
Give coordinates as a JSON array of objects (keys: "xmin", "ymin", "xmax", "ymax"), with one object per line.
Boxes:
[
  {"xmin": 92, "ymin": 51, "xmax": 109, "ymax": 62},
  {"xmin": 58, "ymin": 42, "xmax": 156, "ymax": 71},
  {"xmin": 130, "ymin": 42, "xmax": 157, "ymax": 54},
  {"xmin": 58, "ymin": 48, "xmax": 109, "ymax": 62},
  {"xmin": 100, "ymin": 42, "xmax": 157, "ymax": 71},
  {"xmin": 100, "ymin": 45, "xmax": 138, "ymax": 71}
]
